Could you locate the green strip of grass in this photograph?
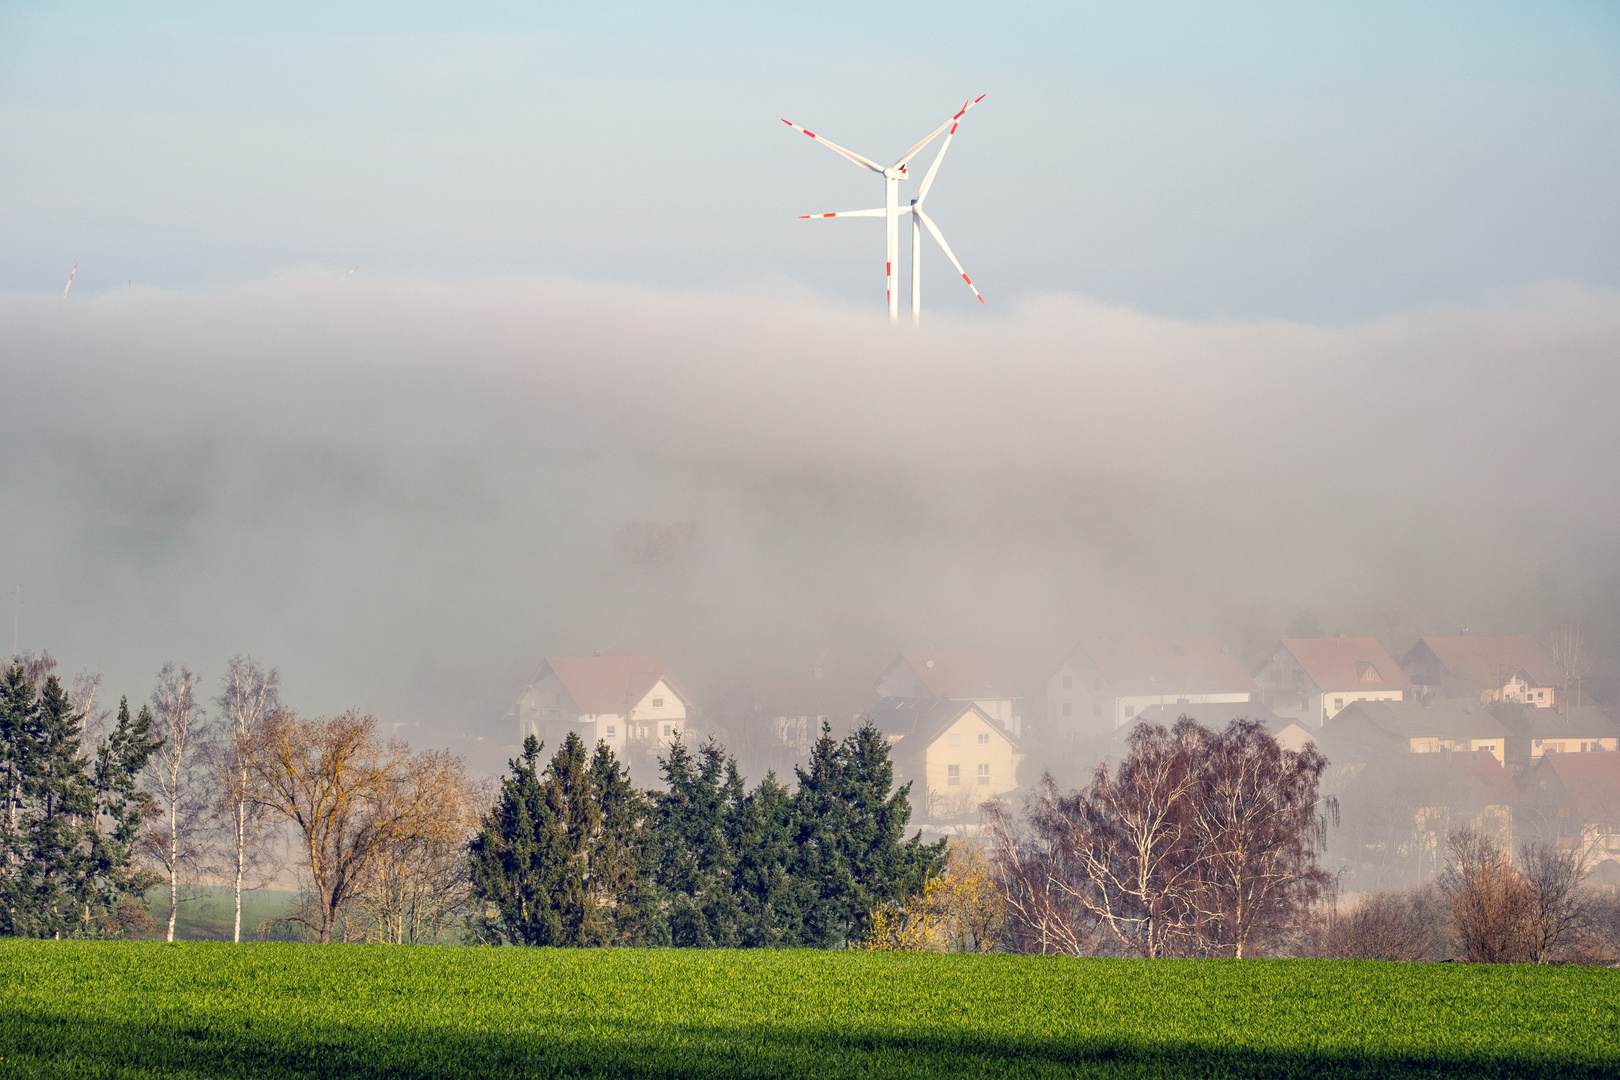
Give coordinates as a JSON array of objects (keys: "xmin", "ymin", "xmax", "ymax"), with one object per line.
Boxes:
[{"xmin": 1, "ymin": 941, "xmax": 1615, "ymax": 1078}]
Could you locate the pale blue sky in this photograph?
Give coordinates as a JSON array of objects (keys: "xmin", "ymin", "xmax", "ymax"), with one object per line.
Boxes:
[{"xmin": 3, "ymin": 1, "xmax": 1618, "ymax": 318}]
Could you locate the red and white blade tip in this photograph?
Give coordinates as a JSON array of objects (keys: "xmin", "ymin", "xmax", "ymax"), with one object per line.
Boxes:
[{"xmin": 962, "ymin": 273, "xmax": 984, "ymax": 302}]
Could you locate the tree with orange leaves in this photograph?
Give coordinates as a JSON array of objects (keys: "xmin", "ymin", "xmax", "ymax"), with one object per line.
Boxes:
[{"xmin": 240, "ymin": 708, "xmax": 466, "ymax": 944}]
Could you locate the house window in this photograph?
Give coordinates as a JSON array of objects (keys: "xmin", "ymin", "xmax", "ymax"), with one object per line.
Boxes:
[
  {"xmin": 977, "ymin": 763, "xmax": 990, "ymax": 785},
  {"xmin": 1124, "ymin": 706, "xmax": 1135, "ymax": 718},
  {"xmin": 606, "ymin": 726, "xmax": 616, "ymax": 737},
  {"xmin": 978, "ymin": 733, "xmax": 990, "ymax": 745},
  {"xmin": 1479, "ymin": 744, "xmax": 1495, "ymax": 753},
  {"xmin": 652, "ymin": 697, "xmax": 664, "ymax": 708},
  {"xmin": 1062, "ymin": 676, "xmax": 1072, "ymax": 689},
  {"xmin": 1061, "ymin": 702, "xmax": 1072, "ymax": 717},
  {"xmin": 948, "ymin": 733, "xmax": 961, "ymax": 746},
  {"xmin": 662, "ymin": 724, "xmax": 673, "ymax": 737},
  {"xmin": 1334, "ymin": 698, "xmax": 1344, "ymax": 711},
  {"xmin": 947, "ymin": 765, "xmax": 961, "ymax": 786},
  {"xmin": 1537, "ymin": 691, "xmax": 1545, "ymax": 701}
]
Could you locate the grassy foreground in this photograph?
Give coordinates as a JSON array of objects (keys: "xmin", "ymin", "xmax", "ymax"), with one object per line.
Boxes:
[{"xmin": 0, "ymin": 942, "xmax": 1616, "ymax": 1079}]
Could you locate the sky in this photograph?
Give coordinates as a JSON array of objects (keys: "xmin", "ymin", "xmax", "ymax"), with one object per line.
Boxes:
[
  {"xmin": 2, "ymin": 3, "xmax": 1618, "ymax": 774},
  {"xmin": 2, "ymin": 1, "xmax": 1618, "ymax": 319}
]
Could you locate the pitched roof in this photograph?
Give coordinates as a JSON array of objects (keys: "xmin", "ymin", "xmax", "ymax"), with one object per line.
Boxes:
[
  {"xmin": 1345, "ymin": 748, "xmax": 1519, "ymax": 809},
  {"xmin": 862, "ymin": 697, "xmax": 1015, "ymax": 747},
  {"xmin": 1406, "ymin": 635, "xmax": 1564, "ymax": 693},
  {"xmin": 544, "ymin": 656, "xmax": 688, "ymax": 714},
  {"xmin": 893, "ymin": 650, "xmax": 1016, "ymax": 700},
  {"xmin": 1331, "ymin": 698, "xmax": 1510, "ymax": 742},
  {"xmin": 1127, "ymin": 701, "xmax": 1283, "ymax": 730},
  {"xmin": 716, "ymin": 673, "xmax": 879, "ymax": 719},
  {"xmin": 1075, "ymin": 638, "xmax": 1256, "ymax": 697},
  {"xmin": 1510, "ymin": 705, "xmax": 1620, "ymax": 742},
  {"xmin": 1532, "ymin": 753, "xmax": 1620, "ymax": 823},
  {"xmin": 1276, "ymin": 637, "xmax": 1410, "ymax": 692}
]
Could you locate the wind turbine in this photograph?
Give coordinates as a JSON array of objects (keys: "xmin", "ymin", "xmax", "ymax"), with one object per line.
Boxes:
[{"xmin": 784, "ymin": 95, "xmax": 983, "ymax": 322}]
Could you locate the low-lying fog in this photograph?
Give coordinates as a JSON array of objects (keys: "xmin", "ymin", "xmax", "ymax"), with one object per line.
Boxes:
[{"xmin": 3, "ymin": 278, "xmax": 1617, "ymax": 772}]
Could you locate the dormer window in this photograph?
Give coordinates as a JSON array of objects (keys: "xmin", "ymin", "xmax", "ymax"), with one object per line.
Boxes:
[{"xmin": 1357, "ymin": 662, "xmax": 1379, "ymax": 682}]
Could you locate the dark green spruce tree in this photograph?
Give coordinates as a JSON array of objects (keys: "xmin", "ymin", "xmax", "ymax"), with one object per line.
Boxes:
[
  {"xmin": 729, "ymin": 769, "xmax": 809, "ymax": 947},
  {"xmin": 790, "ymin": 721, "xmax": 945, "ymax": 947},
  {"xmin": 468, "ymin": 732, "xmax": 654, "ymax": 946},
  {"xmin": 1, "ymin": 670, "xmax": 160, "ymax": 938},
  {"xmin": 467, "ymin": 735, "xmax": 566, "ymax": 945},
  {"xmin": 654, "ymin": 738, "xmax": 747, "ymax": 947}
]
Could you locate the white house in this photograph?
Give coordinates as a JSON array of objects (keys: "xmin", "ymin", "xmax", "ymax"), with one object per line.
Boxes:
[
  {"xmin": 874, "ymin": 650, "xmax": 1021, "ymax": 736},
  {"xmin": 1254, "ymin": 636, "xmax": 1411, "ymax": 726},
  {"xmin": 1046, "ymin": 638, "xmax": 1256, "ymax": 739},
  {"xmin": 515, "ymin": 655, "xmax": 692, "ymax": 757}
]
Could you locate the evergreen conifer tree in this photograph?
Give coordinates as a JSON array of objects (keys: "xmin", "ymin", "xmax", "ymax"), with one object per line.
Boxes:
[
  {"xmin": 654, "ymin": 738, "xmax": 746, "ymax": 946},
  {"xmin": 791, "ymin": 721, "xmax": 945, "ymax": 947}
]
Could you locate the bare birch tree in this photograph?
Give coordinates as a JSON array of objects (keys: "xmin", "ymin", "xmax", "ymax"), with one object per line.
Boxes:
[
  {"xmin": 212, "ymin": 657, "xmax": 280, "ymax": 943},
  {"xmin": 142, "ymin": 663, "xmax": 212, "ymax": 942},
  {"xmin": 989, "ymin": 717, "xmax": 1334, "ymax": 959}
]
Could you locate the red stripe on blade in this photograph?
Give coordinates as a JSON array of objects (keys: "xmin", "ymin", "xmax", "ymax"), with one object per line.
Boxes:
[{"xmin": 823, "ymin": 213, "xmax": 835, "ymax": 217}]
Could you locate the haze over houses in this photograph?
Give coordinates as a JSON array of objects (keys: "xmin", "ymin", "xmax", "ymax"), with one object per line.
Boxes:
[{"xmin": 505, "ymin": 626, "xmax": 1619, "ymax": 885}]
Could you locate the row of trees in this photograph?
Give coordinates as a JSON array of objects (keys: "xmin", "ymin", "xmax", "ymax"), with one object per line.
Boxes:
[
  {"xmin": 1, "ymin": 661, "xmax": 160, "ymax": 937},
  {"xmin": 468, "ymin": 723, "xmax": 943, "ymax": 948},
  {"xmin": 1, "ymin": 654, "xmax": 475, "ymax": 945}
]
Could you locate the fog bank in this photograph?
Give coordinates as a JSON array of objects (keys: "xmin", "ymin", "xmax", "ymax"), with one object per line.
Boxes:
[{"xmin": 3, "ymin": 278, "xmax": 1617, "ymax": 770}]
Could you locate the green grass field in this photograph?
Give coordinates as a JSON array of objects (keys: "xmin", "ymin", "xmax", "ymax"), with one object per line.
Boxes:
[{"xmin": 0, "ymin": 942, "xmax": 1615, "ymax": 1078}]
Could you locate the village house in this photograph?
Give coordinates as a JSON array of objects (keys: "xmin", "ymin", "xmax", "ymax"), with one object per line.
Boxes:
[
  {"xmin": 1118, "ymin": 701, "xmax": 1318, "ymax": 754},
  {"xmin": 1498, "ymin": 703, "xmax": 1620, "ymax": 765},
  {"xmin": 1046, "ymin": 638, "xmax": 1256, "ymax": 740},
  {"xmin": 1399, "ymin": 635, "xmax": 1564, "ymax": 708},
  {"xmin": 862, "ymin": 697, "xmax": 1023, "ymax": 823},
  {"xmin": 1325, "ymin": 698, "xmax": 1512, "ymax": 763},
  {"xmin": 1253, "ymin": 636, "xmax": 1410, "ymax": 726},
  {"xmin": 874, "ymin": 650, "xmax": 1022, "ymax": 736},
  {"xmin": 706, "ymin": 670, "xmax": 879, "ymax": 777},
  {"xmin": 1334, "ymin": 748, "xmax": 1518, "ymax": 885},
  {"xmin": 514, "ymin": 655, "xmax": 693, "ymax": 758},
  {"xmin": 1520, "ymin": 753, "xmax": 1620, "ymax": 868}
]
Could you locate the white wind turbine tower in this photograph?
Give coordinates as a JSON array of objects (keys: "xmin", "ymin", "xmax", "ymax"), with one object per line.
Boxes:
[{"xmin": 784, "ymin": 95, "xmax": 983, "ymax": 322}]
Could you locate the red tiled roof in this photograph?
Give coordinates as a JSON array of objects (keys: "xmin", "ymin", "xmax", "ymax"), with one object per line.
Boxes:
[
  {"xmin": 1279, "ymin": 637, "xmax": 1410, "ymax": 692},
  {"xmin": 1537, "ymin": 753, "xmax": 1620, "ymax": 823},
  {"xmin": 897, "ymin": 650, "xmax": 1015, "ymax": 700},
  {"xmin": 1079, "ymin": 638, "xmax": 1256, "ymax": 697},
  {"xmin": 545, "ymin": 656, "xmax": 687, "ymax": 714},
  {"xmin": 1409, "ymin": 636, "xmax": 1564, "ymax": 693}
]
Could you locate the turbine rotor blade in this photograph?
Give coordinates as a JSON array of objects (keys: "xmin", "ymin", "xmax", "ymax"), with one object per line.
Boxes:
[
  {"xmin": 797, "ymin": 208, "xmax": 886, "ymax": 218},
  {"xmin": 781, "ymin": 119, "xmax": 885, "ymax": 173},
  {"xmin": 917, "ymin": 208, "xmax": 983, "ymax": 304},
  {"xmin": 917, "ymin": 130, "xmax": 955, "ymax": 206},
  {"xmin": 892, "ymin": 94, "xmax": 985, "ymax": 171}
]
